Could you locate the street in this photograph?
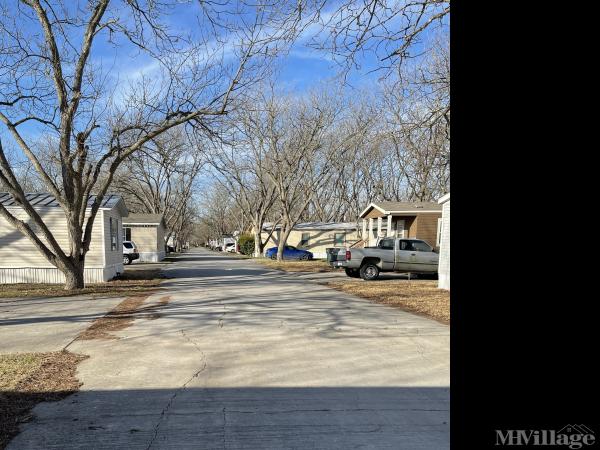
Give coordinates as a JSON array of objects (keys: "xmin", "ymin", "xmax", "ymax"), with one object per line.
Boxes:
[{"xmin": 5, "ymin": 248, "xmax": 449, "ymax": 449}]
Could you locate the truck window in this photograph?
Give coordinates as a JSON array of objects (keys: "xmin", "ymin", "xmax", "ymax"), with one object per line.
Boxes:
[
  {"xmin": 399, "ymin": 240, "xmax": 414, "ymax": 251},
  {"xmin": 378, "ymin": 238, "xmax": 395, "ymax": 250},
  {"xmin": 412, "ymin": 240, "xmax": 433, "ymax": 252}
]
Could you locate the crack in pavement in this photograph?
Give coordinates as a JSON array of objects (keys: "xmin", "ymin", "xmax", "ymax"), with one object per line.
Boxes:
[{"xmin": 145, "ymin": 330, "xmax": 207, "ymax": 450}]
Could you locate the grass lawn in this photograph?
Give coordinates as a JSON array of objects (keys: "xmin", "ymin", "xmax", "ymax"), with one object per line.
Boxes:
[
  {"xmin": 256, "ymin": 258, "xmax": 333, "ymax": 273},
  {"xmin": 326, "ymin": 278, "xmax": 450, "ymax": 324},
  {"xmin": 0, "ymin": 268, "xmax": 165, "ymax": 299},
  {"xmin": 0, "ymin": 351, "xmax": 87, "ymax": 449}
]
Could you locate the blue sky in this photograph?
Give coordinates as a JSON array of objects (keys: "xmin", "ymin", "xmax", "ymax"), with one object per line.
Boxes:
[
  {"xmin": 1, "ymin": 0, "xmax": 448, "ymax": 152},
  {"xmin": 85, "ymin": 0, "xmax": 386, "ymax": 95}
]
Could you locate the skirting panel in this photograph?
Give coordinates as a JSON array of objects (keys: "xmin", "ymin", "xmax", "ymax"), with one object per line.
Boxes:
[
  {"xmin": 138, "ymin": 251, "xmax": 165, "ymax": 262},
  {"xmin": 0, "ymin": 264, "xmax": 123, "ymax": 284}
]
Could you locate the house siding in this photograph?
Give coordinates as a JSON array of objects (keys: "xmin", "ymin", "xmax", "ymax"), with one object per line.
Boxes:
[
  {"xmin": 364, "ymin": 208, "xmax": 384, "ymax": 219},
  {"xmin": 438, "ymin": 197, "xmax": 450, "ymax": 290},
  {"xmin": 125, "ymin": 224, "xmax": 165, "ymax": 262},
  {"xmin": 260, "ymin": 228, "xmax": 361, "ymax": 258},
  {"xmin": 413, "ymin": 213, "xmax": 442, "ymax": 249},
  {"xmin": 0, "ymin": 207, "xmax": 120, "ymax": 283},
  {"xmin": 103, "ymin": 209, "xmax": 124, "ymax": 278}
]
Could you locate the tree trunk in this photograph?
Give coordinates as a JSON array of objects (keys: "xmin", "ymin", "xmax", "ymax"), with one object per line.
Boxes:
[
  {"xmin": 63, "ymin": 260, "xmax": 85, "ymax": 290},
  {"xmin": 64, "ymin": 215, "xmax": 86, "ymax": 290},
  {"xmin": 253, "ymin": 229, "xmax": 262, "ymax": 257},
  {"xmin": 276, "ymin": 226, "xmax": 292, "ymax": 261}
]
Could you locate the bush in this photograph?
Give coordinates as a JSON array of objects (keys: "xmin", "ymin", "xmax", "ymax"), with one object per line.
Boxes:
[{"xmin": 238, "ymin": 233, "xmax": 255, "ymax": 256}]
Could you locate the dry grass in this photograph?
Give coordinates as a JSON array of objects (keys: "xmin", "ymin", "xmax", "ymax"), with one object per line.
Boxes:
[
  {"xmin": 77, "ymin": 293, "xmax": 171, "ymax": 340},
  {"xmin": 0, "ymin": 351, "xmax": 87, "ymax": 449},
  {"xmin": 76, "ymin": 294, "xmax": 152, "ymax": 340},
  {"xmin": 326, "ymin": 279, "xmax": 450, "ymax": 324},
  {"xmin": 0, "ymin": 268, "xmax": 165, "ymax": 299},
  {"xmin": 256, "ymin": 258, "xmax": 333, "ymax": 273}
]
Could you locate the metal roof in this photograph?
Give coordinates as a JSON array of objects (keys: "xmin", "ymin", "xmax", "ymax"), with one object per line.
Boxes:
[
  {"xmin": 122, "ymin": 213, "xmax": 165, "ymax": 225},
  {"xmin": 0, "ymin": 192, "xmax": 123, "ymax": 209},
  {"xmin": 262, "ymin": 221, "xmax": 358, "ymax": 231}
]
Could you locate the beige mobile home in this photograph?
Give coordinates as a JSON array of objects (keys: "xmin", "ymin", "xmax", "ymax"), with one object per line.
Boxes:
[
  {"xmin": 0, "ymin": 192, "xmax": 128, "ymax": 283},
  {"xmin": 122, "ymin": 214, "xmax": 166, "ymax": 262},
  {"xmin": 260, "ymin": 222, "xmax": 361, "ymax": 259},
  {"xmin": 358, "ymin": 201, "xmax": 443, "ymax": 249}
]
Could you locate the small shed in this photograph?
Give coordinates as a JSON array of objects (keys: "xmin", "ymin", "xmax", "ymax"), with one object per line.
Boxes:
[
  {"xmin": 122, "ymin": 214, "xmax": 166, "ymax": 262},
  {"xmin": 358, "ymin": 201, "xmax": 443, "ymax": 249},
  {"xmin": 260, "ymin": 222, "xmax": 360, "ymax": 259},
  {"xmin": 437, "ymin": 193, "xmax": 450, "ymax": 290},
  {"xmin": 0, "ymin": 192, "xmax": 127, "ymax": 283}
]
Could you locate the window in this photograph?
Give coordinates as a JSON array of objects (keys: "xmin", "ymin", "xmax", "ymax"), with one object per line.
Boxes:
[
  {"xmin": 436, "ymin": 218, "xmax": 442, "ymax": 247},
  {"xmin": 334, "ymin": 233, "xmax": 345, "ymax": 247},
  {"xmin": 123, "ymin": 242, "xmax": 133, "ymax": 249},
  {"xmin": 110, "ymin": 217, "xmax": 117, "ymax": 251},
  {"xmin": 123, "ymin": 227, "xmax": 131, "ymax": 242},
  {"xmin": 378, "ymin": 238, "xmax": 395, "ymax": 250},
  {"xmin": 412, "ymin": 240, "xmax": 433, "ymax": 252},
  {"xmin": 299, "ymin": 232, "xmax": 310, "ymax": 247},
  {"xmin": 399, "ymin": 240, "xmax": 414, "ymax": 251}
]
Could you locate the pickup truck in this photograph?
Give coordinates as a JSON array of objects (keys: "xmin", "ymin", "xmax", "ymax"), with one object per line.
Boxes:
[{"xmin": 330, "ymin": 238, "xmax": 439, "ymax": 280}]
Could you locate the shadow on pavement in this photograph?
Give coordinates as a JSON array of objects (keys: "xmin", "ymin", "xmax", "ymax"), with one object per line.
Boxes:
[{"xmin": 6, "ymin": 386, "xmax": 449, "ymax": 449}]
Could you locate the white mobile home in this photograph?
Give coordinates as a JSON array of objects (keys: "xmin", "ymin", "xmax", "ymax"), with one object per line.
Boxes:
[
  {"xmin": 0, "ymin": 192, "xmax": 128, "ymax": 284},
  {"xmin": 437, "ymin": 193, "xmax": 450, "ymax": 290},
  {"xmin": 122, "ymin": 213, "xmax": 166, "ymax": 262}
]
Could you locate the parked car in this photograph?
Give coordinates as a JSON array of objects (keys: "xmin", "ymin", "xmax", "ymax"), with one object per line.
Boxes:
[
  {"xmin": 123, "ymin": 241, "xmax": 140, "ymax": 265},
  {"xmin": 265, "ymin": 245, "xmax": 313, "ymax": 260},
  {"xmin": 224, "ymin": 242, "xmax": 236, "ymax": 252},
  {"xmin": 331, "ymin": 238, "xmax": 438, "ymax": 280}
]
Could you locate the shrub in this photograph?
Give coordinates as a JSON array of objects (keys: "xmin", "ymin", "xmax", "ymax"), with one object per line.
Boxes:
[{"xmin": 238, "ymin": 233, "xmax": 255, "ymax": 256}]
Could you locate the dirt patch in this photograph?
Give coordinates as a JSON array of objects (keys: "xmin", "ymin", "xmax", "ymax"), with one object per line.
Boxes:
[
  {"xmin": 0, "ymin": 269, "xmax": 165, "ymax": 300},
  {"xmin": 326, "ymin": 279, "xmax": 450, "ymax": 324},
  {"xmin": 77, "ymin": 294, "xmax": 152, "ymax": 340},
  {"xmin": 0, "ymin": 351, "xmax": 87, "ymax": 449},
  {"xmin": 257, "ymin": 259, "xmax": 333, "ymax": 273}
]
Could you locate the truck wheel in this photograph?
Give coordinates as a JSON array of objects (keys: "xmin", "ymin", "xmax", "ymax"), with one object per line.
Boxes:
[
  {"xmin": 270, "ymin": 254, "xmax": 277, "ymax": 260},
  {"xmin": 360, "ymin": 263, "xmax": 380, "ymax": 281},
  {"xmin": 345, "ymin": 268, "xmax": 360, "ymax": 278},
  {"xmin": 123, "ymin": 255, "xmax": 132, "ymax": 265}
]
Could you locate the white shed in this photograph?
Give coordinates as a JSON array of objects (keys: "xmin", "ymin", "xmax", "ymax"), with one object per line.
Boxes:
[
  {"xmin": 0, "ymin": 192, "xmax": 128, "ymax": 284},
  {"xmin": 438, "ymin": 193, "xmax": 450, "ymax": 290}
]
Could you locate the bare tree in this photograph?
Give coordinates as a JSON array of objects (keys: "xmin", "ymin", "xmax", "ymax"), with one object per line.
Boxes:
[
  {"xmin": 112, "ymin": 127, "xmax": 204, "ymax": 251},
  {"xmin": 252, "ymin": 91, "xmax": 342, "ymax": 260},
  {"xmin": 309, "ymin": 0, "xmax": 450, "ymax": 73},
  {"xmin": 383, "ymin": 36, "xmax": 450, "ymax": 200},
  {"xmin": 0, "ymin": 0, "xmax": 304, "ymax": 289}
]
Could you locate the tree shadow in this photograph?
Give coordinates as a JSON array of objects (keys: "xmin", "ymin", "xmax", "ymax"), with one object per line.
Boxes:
[{"xmin": 5, "ymin": 386, "xmax": 449, "ymax": 449}]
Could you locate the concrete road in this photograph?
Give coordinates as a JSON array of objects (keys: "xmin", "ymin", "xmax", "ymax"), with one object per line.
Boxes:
[
  {"xmin": 8, "ymin": 248, "xmax": 450, "ymax": 449},
  {"xmin": 0, "ymin": 294, "xmax": 126, "ymax": 353}
]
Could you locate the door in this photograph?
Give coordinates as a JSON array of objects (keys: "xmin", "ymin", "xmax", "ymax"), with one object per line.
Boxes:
[
  {"xmin": 377, "ymin": 238, "xmax": 396, "ymax": 270},
  {"xmin": 395, "ymin": 219, "xmax": 406, "ymax": 239},
  {"xmin": 394, "ymin": 240, "xmax": 414, "ymax": 271},
  {"xmin": 410, "ymin": 240, "xmax": 439, "ymax": 272}
]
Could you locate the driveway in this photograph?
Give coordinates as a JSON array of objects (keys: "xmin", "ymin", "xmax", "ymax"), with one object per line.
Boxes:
[{"xmin": 7, "ymin": 248, "xmax": 450, "ymax": 449}]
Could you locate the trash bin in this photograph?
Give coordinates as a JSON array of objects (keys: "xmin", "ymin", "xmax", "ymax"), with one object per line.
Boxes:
[{"xmin": 326, "ymin": 248, "xmax": 336, "ymax": 263}]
